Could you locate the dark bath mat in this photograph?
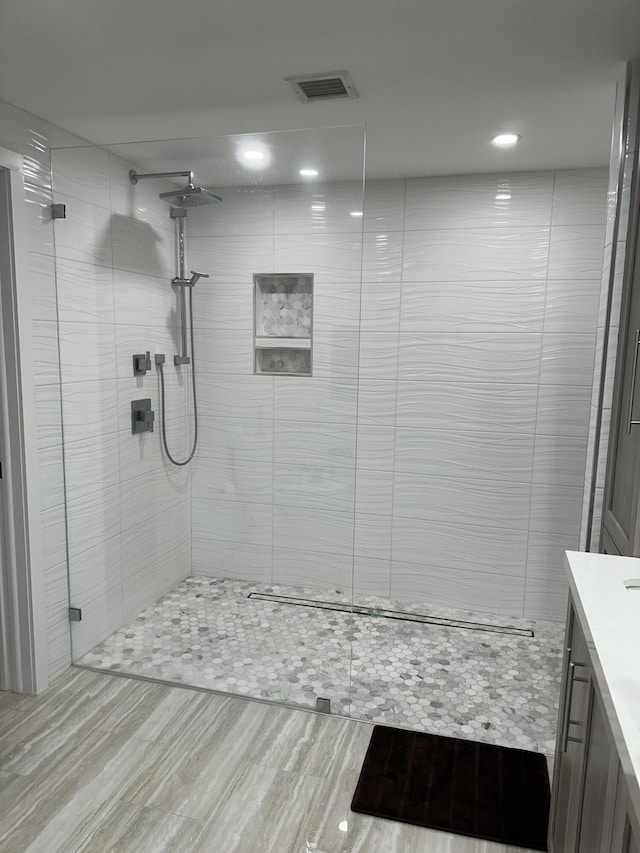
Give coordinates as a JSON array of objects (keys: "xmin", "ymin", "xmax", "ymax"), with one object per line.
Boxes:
[{"xmin": 351, "ymin": 726, "xmax": 550, "ymax": 851}]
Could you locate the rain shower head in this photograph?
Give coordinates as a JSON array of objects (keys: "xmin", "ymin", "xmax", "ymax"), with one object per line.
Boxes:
[{"xmin": 159, "ymin": 185, "xmax": 223, "ymax": 208}]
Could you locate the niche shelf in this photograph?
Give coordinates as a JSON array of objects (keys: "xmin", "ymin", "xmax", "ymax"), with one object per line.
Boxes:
[{"xmin": 254, "ymin": 273, "xmax": 313, "ymax": 375}]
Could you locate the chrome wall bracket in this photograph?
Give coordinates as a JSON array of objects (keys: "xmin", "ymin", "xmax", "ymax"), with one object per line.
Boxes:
[
  {"xmin": 68, "ymin": 607, "xmax": 82, "ymax": 622},
  {"xmin": 51, "ymin": 203, "xmax": 66, "ymax": 219},
  {"xmin": 316, "ymin": 697, "xmax": 331, "ymax": 714}
]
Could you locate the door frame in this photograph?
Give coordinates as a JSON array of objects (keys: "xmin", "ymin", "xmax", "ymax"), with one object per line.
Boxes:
[{"xmin": 0, "ymin": 149, "xmax": 49, "ymax": 694}]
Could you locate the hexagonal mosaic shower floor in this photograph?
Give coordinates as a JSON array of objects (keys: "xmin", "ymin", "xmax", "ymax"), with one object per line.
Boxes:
[{"xmin": 77, "ymin": 576, "xmax": 564, "ymax": 754}]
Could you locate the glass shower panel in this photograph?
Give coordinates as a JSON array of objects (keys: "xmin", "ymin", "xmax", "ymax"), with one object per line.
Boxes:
[{"xmin": 51, "ymin": 125, "xmax": 365, "ymax": 716}]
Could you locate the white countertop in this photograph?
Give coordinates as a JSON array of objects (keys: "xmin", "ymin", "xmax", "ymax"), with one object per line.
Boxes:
[{"xmin": 565, "ymin": 550, "xmax": 640, "ymax": 817}]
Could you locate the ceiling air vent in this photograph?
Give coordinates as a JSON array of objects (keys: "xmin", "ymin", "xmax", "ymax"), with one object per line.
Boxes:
[{"xmin": 286, "ymin": 71, "xmax": 358, "ymax": 103}]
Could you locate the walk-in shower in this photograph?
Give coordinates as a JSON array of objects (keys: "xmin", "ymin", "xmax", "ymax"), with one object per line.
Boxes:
[{"xmin": 128, "ymin": 168, "xmax": 222, "ymax": 466}]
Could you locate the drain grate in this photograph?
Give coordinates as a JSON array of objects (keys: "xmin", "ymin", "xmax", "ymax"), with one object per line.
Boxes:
[{"xmin": 247, "ymin": 593, "xmax": 534, "ymax": 637}]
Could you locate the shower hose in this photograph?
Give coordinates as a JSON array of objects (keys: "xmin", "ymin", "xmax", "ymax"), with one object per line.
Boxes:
[{"xmin": 157, "ymin": 285, "xmax": 198, "ymax": 466}]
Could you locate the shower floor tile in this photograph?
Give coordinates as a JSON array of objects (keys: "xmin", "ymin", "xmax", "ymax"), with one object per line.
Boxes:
[{"xmin": 76, "ymin": 576, "xmax": 564, "ymax": 754}]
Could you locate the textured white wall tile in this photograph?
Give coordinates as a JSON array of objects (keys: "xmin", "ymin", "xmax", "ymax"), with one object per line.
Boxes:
[
  {"xmin": 187, "ymin": 186, "xmax": 274, "ymax": 238},
  {"xmin": 108, "ymin": 156, "xmax": 177, "ymax": 234},
  {"xmin": 273, "ymin": 507, "xmax": 354, "ymax": 556},
  {"xmin": 37, "ymin": 444, "xmax": 64, "ymax": 512},
  {"xmin": 71, "ymin": 583, "xmax": 125, "ymax": 657},
  {"xmin": 523, "ymin": 579, "xmax": 569, "ymax": 622},
  {"xmin": 543, "ymin": 279, "xmax": 600, "ymax": 334},
  {"xmin": 53, "ymin": 195, "xmax": 113, "ymax": 267},
  {"xmin": 400, "ymin": 280, "xmax": 545, "ymax": 333},
  {"xmin": 405, "ymin": 173, "xmax": 554, "ymax": 230},
  {"xmin": 29, "ymin": 252, "xmax": 58, "ymax": 322},
  {"xmin": 66, "ymin": 484, "xmax": 120, "ymax": 560},
  {"xmin": 547, "ymin": 225, "xmax": 606, "ymax": 279},
  {"xmin": 398, "ymin": 333, "xmax": 542, "ymax": 383},
  {"xmin": 58, "ymin": 321, "xmax": 117, "ymax": 384},
  {"xmin": 56, "ymin": 259, "xmax": 115, "ymax": 324},
  {"xmin": 274, "ymin": 182, "xmax": 363, "ymax": 235},
  {"xmin": 64, "ymin": 432, "xmax": 120, "ymax": 500},
  {"xmin": 394, "ymin": 428, "xmax": 535, "ymax": 481},
  {"xmin": 40, "ymin": 503, "xmax": 68, "ymax": 571},
  {"xmin": 272, "ymin": 547, "xmax": 353, "ymax": 592},
  {"xmin": 396, "ymin": 381, "xmax": 538, "ymax": 433},
  {"xmin": 393, "ymin": 472, "xmax": 531, "ymax": 530},
  {"xmin": 354, "ymin": 513, "xmax": 392, "ymax": 560},
  {"xmin": 529, "ymin": 483, "xmax": 584, "ymax": 535},
  {"xmin": 274, "ymin": 377, "xmax": 357, "ymax": 424},
  {"xmin": 198, "ymin": 374, "xmax": 273, "ymax": 419},
  {"xmin": 67, "ymin": 533, "xmax": 122, "ymax": 608},
  {"xmin": 274, "ymin": 421, "xmax": 355, "ymax": 467},
  {"xmin": 313, "ymin": 282, "xmax": 362, "ymax": 331},
  {"xmin": 193, "ymin": 457, "xmax": 273, "ymax": 503},
  {"xmin": 363, "ymin": 180, "xmax": 405, "ymax": 233},
  {"xmin": 34, "ymin": 384, "xmax": 63, "ymax": 451},
  {"xmin": 188, "ymin": 235, "xmax": 273, "ymax": 284},
  {"xmin": 120, "ymin": 466, "xmax": 190, "ymax": 533},
  {"xmin": 193, "ymin": 498, "xmax": 273, "ymax": 546},
  {"xmin": 356, "ymin": 425, "xmax": 396, "ymax": 470},
  {"xmin": 390, "ymin": 561, "xmax": 525, "ymax": 617},
  {"xmin": 551, "ymin": 169, "xmax": 608, "ymax": 226},
  {"xmin": 532, "ymin": 435, "xmax": 588, "ymax": 487},
  {"xmin": 357, "ymin": 380, "xmax": 398, "ymax": 426},
  {"xmin": 274, "ymin": 463, "xmax": 354, "ymax": 513},
  {"xmin": 361, "ymin": 232, "xmax": 403, "ymax": 281},
  {"xmin": 360, "ymin": 281, "xmax": 401, "ymax": 333},
  {"xmin": 355, "ymin": 468, "xmax": 394, "ymax": 516},
  {"xmin": 274, "ymin": 234, "xmax": 362, "ymax": 284},
  {"xmin": 51, "ymin": 146, "xmax": 111, "ymax": 210},
  {"xmin": 391, "ymin": 517, "xmax": 528, "ymax": 576},
  {"xmin": 111, "ymin": 214, "xmax": 174, "ymax": 280},
  {"xmin": 526, "ymin": 531, "xmax": 579, "ymax": 582},
  {"xmin": 200, "ymin": 416, "xmax": 273, "ymax": 463},
  {"xmin": 358, "ymin": 332, "xmax": 399, "ymax": 381},
  {"xmin": 353, "ymin": 557, "xmax": 391, "ymax": 596},
  {"xmin": 191, "ymin": 283, "xmax": 253, "ymax": 331},
  {"xmin": 32, "ymin": 320, "xmax": 62, "ymax": 387},
  {"xmin": 402, "ymin": 227, "xmax": 550, "ymax": 281},
  {"xmin": 113, "ymin": 269, "xmax": 175, "ymax": 327},
  {"xmin": 196, "ymin": 329, "xmax": 254, "ymax": 375},
  {"xmin": 312, "ymin": 331, "xmax": 359, "ymax": 378},
  {"xmin": 539, "ymin": 334, "xmax": 597, "ymax": 386},
  {"xmin": 535, "ymin": 385, "xmax": 591, "ymax": 437},
  {"xmin": 121, "ymin": 500, "xmax": 190, "ymax": 581},
  {"xmin": 123, "ymin": 535, "xmax": 191, "ymax": 623},
  {"xmin": 192, "ymin": 539, "xmax": 272, "ymax": 583}
]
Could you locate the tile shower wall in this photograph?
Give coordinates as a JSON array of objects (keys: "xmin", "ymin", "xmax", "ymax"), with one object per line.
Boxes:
[
  {"xmin": 50, "ymin": 147, "xmax": 192, "ymax": 659},
  {"xmin": 190, "ymin": 170, "xmax": 606, "ymax": 622}
]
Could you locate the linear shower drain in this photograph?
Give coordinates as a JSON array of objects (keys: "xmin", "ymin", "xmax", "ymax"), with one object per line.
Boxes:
[{"xmin": 247, "ymin": 593, "xmax": 534, "ymax": 638}]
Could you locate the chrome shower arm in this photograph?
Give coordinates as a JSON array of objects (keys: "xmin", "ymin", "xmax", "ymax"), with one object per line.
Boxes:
[{"xmin": 129, "ymin": 169, "xmax": 194, "ymax": 186}]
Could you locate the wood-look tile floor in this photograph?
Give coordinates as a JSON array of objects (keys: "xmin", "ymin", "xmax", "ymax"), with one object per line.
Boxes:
[{"xmin": 0, "ymin": 668, "xmax": 551, "ymax": 852}]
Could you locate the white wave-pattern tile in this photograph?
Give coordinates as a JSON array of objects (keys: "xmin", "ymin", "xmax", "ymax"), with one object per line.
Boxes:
[
  {"xmin": 114, "ymin": 324, "xmax": 177, "ymax": 380},
  {"xmin": 38, "ymin": 444, "xmax": 64, "ymax": 512},
  {"xmin": 71, "ymin": 583, "xmax": 125, "ymax": 658},
  {"xmin": 356, "ymin": 425, "xmax": 396, "ymax": 470},
  {"xmin": 353, "ymin": 556, "xmax": 392, "ymax": 596},
  {"xmin": 187, "ymin": 186, "xmax": 274, "ymax": 238},
  {"xmin": 274, "ymin": 182, "xmax": 363, "ymax": 235},
  {"xmin": 121, "ymin": 501, "xmax": 190, "ymax": 578},
  {"xmin": 112, "ymin": 269, "xmax": 175, "ymax": 327},
  {"xmin": 67, "ymin": 532, "xmax": 122, "ymax": 606},
  {"xmin": 118, "ymin": 424, "xmax": 183, "ymax": 482},
  {"xmin": 56, "ymin": 259, "xmax": 115, "ymax": 324},
  {"xmin": 539, "ymin": 334, "xmax": 597, "ymax": 386},
  {"xmin": 273, "ymin": 507, "xmax": 355, "ymax": 557},
  {"xmin": 357, "ymin": 380, "xmax": 398, "ymax": 426},
  {"xmin": 394, "ymin": 428, "xmax": 535, "ymax": 482},
  {"xmin": 363, "ymin": 179, "xmax": 405, "ymax": 233},
  {"xmin": 32, "ymin": 320, "xmax": 62, "ymax": 387},
  {"xmin": 120, "ymin": 466, "xmax": 191, "ymax": 534},
  {"xmin": 274, "ymin": 463, "xmax": 355, "ymax": 514},
  {"xmin": 58, "ymin": 321, "xmax": 117, "ymax": 384},
  {"xmin": 393, "ymin": 472, "xmax": 531, "ymax": 530},
  {"xmin": 405, "ymin": 172, "xmax": 554, "ymax": 230},
  {"xmin": 193, "ymin": 498, "xmax": 273, "ymax": 547},
  {"xmin": 543, "ymin": 279, "xmax": 600, "ymax": 334},
  {"xmin": 313, "ymin": 282, "xmax": 361, "ymax": 331},
  {"xmin": 398, "ymin": 333, "xmax": 542, "ymax": 383},
  {"xmin": 532, "ymin": 435, "xmax": 588, "ymax": 488},
  {"xmin": 108, "ymin": 155, "xmax": 178, "ymax": 234},
  {"xmin": 24, "ymin": 182, "xmax": 55, "ymax": 257},
  {"xmin": 189, "ymin": 235, "xmax": 273, "ymax": 284},
  {"xmin": 66, "ymin": 483, "xmax": 120, "ymax": 560},
  {"xmin": 64, "ymin": 432, "xmax": 120, "ymax": 501},
  {"xmin": 61, "ymin": 379, "xmax": 118, "ymax": 442},
  {"xmin": 391, "ymin": 517, "xmax": 528, "ymax": 576},
  {"xmin": 547, "ymin": 225, "xmax": 606, "ymax": 279},
  {"xmin": 402, "ymin": 227, "xmax": 550, "ymax": 281},
  {"xmin": 192, "ymin": 539, "xmax": 272, "ymax": 583},
  {"xmin": 361, "ymin": 232, "xmax": 404, "ymax": 281},
  {"xmin": 29, "ymin": 253, "xmax": 58, "ymax": 322},
  {"xmin": 358, "ymin": 332, "xmax": 399, "ymax": 381},
  {"xmin": 535, "ymin": 385, "xmax": 592, "ymax": 437},
  {"xmin": 274, "ymin": 234, "xmax": 362, "ymax": 284},
  {"xmin": 529, "ymin": 484, "xmax": 584, "ymax": 535},
  {"xmin": 40, "ymin": 504, "xmax": 68, "ymax": 570},
  {"xmin": 551, "ymin": 169, "xmax": 608, "ymax": 226},
  {"xmin": 274, "ymin": 377, "xmax": 357, "ymax": 424},
  {"xmin": 355, "ymin": 468, "xmax": 394, "ymax": 516},
  {"xmin": 360, "ymin": 281, "xmax": 401, "ymax": 333},
  {"xmin": 526, "ymin": 531, "xmax": 579, "ymax": 582},
  {"xmin": 312, "ymin": 331, "xmax": 359, "ymax": 378},
  {"xmin": 390, "ymin": 561, "xmax": 525, "ymax": 617},
  {"xmin": 199, "ymin": 417, "xmax": 273, "ymax": 463},
  {"xmin": 197, "ymin": 375, "xmax": 273, "ymax": 420},
  {"xmin": 194, "ymin": 458, "xmax": 273, "ymax": 504},
  {"xmin": 111, "ymin": 214, "xmax": 174, "ymax": 280},
  {"xmin": 274, "ymin": 421, "xmax": 356, "ymax": 468},
  {"xmin": 192, "ymin": 283, "xmax": 253, "ymax": 331},
  {"xmin": 123, "ymin": 536, "xmax": 191, "ymax": 623},
  {"xmin": 196, "ymin": 329, "xmax": 254, "ymax": 375},
  {"xmin": 523, "ymin": 579, "xmax": 569, "ymax": 622},
  {"xmin": 354, "ymin": 513, "xmax": 392, "ymax": 561},
  {"xmin": 53, "ymin": 195, "xmax": 113, "ymax": 267},
  {"xmin": 400, "ymin": 280, "xmax": 546, "ymax": 333},
  {"xmin": 272, "ymin": 547, "xmax": 353, "ymax": 592},
  {"xmin": 51, "ymin": 146, "xmax": 111, "ymax": 210}
]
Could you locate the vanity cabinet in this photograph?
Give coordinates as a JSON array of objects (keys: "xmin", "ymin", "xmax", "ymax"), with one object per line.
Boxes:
[{"xmin": 550, "ymin": 596, "xmax": 639, "ymax": 852}]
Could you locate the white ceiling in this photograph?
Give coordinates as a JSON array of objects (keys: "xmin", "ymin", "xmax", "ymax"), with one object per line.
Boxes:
[{"xmin": 2, "ymin": 0, "xmax": 640, "ymax": 179}]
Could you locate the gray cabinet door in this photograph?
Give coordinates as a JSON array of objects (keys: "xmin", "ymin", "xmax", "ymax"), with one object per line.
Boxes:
[
  {"xmin": 603, "ymin": 188, "xmax": 640, "ymax": 556},
  {"xmin": 610, "ymin": 768, "xmax": 640, "ymax": 853}
]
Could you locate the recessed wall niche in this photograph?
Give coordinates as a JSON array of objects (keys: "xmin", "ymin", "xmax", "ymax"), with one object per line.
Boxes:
[{"xmin": 254, "ymin": 273, "xmax": 313, "ymax": 375}]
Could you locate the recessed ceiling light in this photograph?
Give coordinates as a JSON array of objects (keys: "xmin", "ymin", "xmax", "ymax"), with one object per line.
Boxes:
[
  {"xmin": 299, "ymin": 168, "xmax": 319, "ymax": 177},
  {"xmin": 495, "ymin": 193, "xmax": 512, "ymax": 200},
  {"xmin": 350, "ymin": 210, "xmax": 363, "ymax": 217},
  {"xmin": 243, "ymin": 150, "xmax": 265, "ymax": 161},
  {"xmin": 491, "ymin": 133, "xmax": 520, "ymax": 148}
]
